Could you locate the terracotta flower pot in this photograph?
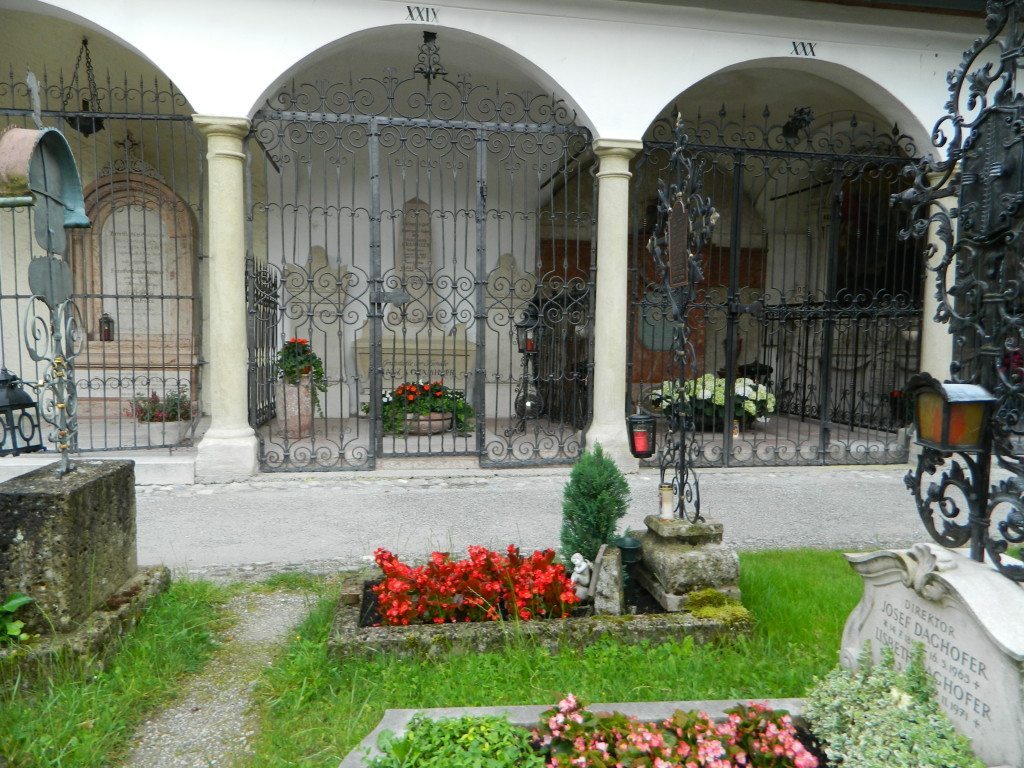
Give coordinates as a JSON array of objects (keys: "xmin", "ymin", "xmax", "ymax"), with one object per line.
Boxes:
[
  {"xmin": 405, "ymin": 412, "xmax": 453, "ymax": 435},
  {"xmin": 277, "ymin": 374, "xmax": 313, "ymax": 439}
]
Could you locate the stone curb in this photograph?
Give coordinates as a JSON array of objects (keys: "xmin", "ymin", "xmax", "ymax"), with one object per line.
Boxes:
[
  {"xmin": 327, "ymin": 602, "xmax": 751, "ymax": 659},
  {"xmin": 0, "ymin": 565, "xmax": 170, "ymax": 687}
]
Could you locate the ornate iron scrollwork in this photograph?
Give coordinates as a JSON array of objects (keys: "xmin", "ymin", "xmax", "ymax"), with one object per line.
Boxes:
[
  {"xmin": 647, "ymin": 114, "xmax": 719, "ymax": 522},
  {"xmin": 897, "ymin": 0, "xmax": 1024, "ymax": 581}
]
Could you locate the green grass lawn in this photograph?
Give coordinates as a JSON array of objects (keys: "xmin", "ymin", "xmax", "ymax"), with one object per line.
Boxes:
[
  {"xmin": 244, "ymin": 549, "xmax": 863, "ymax": 768},
  {"xmin": 0, "ymin": 580, "xmax": 229, "ymax": 768}
]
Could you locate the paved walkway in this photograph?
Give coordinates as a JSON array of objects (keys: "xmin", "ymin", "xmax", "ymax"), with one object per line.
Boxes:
[{"xmin": 136, "ymin": 464, "xmax": 925, "ymax": 577}]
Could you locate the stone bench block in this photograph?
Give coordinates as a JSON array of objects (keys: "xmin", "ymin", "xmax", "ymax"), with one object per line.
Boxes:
[{"xmin": 0, "ymin": 460, "xmax": 137, "ymax": 634}]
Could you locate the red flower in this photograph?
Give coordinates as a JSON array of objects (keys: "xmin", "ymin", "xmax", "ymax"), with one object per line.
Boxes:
[
  {"xmin": 407, "ymin": 394, "xmax": 415, "ymax": 401},
  {"xmin": 372, "ymin": 546, "xmax": 577, "ymax": 627}
]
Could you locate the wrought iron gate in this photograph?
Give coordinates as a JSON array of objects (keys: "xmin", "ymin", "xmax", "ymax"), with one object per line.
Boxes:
[
  {"xmin": 628, "ymin": 108, "xmax": 923, "ymax": 466},
  {"xmin": 246, "ymin": 34, "xmax": 595, "ymax": 471},
  {"xmin": 0, "ymin": 61, "xmax": 204, "ymax": 452}
]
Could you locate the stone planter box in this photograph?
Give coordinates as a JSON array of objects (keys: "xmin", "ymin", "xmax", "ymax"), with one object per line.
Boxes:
[
  {"xmin": 339, "ymin": 699, "xmax": 806, "ymax": 768},
  {"xmin": 328, "ymin": 597, "xmax": 751, "ymax": 660}
]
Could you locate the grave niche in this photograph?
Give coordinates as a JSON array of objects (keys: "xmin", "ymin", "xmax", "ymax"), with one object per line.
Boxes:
[
  {"xmin": 356, "ymin": 196, "xmax": 475, "ymax": 398},
  {"xmin": 70, "ymin": 169, "xmax": 198, "ymax": 415}
]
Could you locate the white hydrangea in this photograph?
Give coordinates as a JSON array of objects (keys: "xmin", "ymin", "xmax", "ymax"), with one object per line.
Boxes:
[{"xmin": 734, "ymin": 378, "xmax": 756, "ymax": 398}]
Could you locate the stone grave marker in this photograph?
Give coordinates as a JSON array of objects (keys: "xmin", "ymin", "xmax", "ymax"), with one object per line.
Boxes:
[{"xmin": 842, "ymin": 543, "xmax": 1024, "ymax": 768}]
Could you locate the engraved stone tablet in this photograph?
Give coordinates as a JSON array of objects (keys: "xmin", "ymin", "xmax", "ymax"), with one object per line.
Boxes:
[
  {"xmin": 100, "ymin": 204, "xmax": 191, "ymax": 336},
  {"xmin": 401, "ymin": 198, "xmax": 431, "ymax": 276},
  {"xmin": 841, "ymin": 544, "xmax": 1024, "ymax": 768}
]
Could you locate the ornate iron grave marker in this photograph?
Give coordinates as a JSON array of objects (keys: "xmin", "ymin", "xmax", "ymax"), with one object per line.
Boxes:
[
  {"xmin": 897, "ymin": 0, "xmax": 1024, "ymax": 583},
  {"xmin": 0, "ymin": 73, "xmax": 89, "ymax": 474},
  {"xmin": 639, "ymin": 114, "xmax": 718, "ymax": 521}
]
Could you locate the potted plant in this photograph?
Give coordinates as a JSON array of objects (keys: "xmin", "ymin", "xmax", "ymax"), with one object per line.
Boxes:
[
  {"xmin": 127, "ymin": 389, "xmax": 195, "ymax": 423},
  {"xmin": 275, "ymin": 337, "xmax": 327, "ymax": 439},
  {"xmin": 366, "ymin": 381, "xmax": 474, "ymax": 435}
]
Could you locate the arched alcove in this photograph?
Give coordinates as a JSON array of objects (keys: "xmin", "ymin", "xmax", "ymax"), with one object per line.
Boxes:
[
  {"xmin": 628, "ymin": 63, "xmax": 926, "ymax": 468},
  {"xmin": 244, "ymin": 27, "xmax": 597, "ymax": 470},
  {"xmin": 0, "ymin": 7, "xmax": 203, "ymax": 451}
]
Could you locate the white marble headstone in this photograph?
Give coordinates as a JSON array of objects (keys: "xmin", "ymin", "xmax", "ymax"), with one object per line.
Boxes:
[{"xmin": 842, "ymin": 544, "xmax": 1024, "ymax": 768}]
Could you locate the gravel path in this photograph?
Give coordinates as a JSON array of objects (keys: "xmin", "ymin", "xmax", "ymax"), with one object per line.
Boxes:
[{"xmin": 121, "ymin": 591, "xmax": 311, "ymax": 768}]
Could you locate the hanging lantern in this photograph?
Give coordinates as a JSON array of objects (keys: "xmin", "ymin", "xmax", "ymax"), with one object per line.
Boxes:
[
  {"xmin": 515, "ymin": 304, "xmax": 541, "ymax": 355},
  {"xmin": 906, "ymin": 372, "xmax": 996, "ymax": 453},
  {"xmin": 63, "ymin": 38, "xmax": 105, "ymax": 137},
  {"xmin": 626, "ymin": 411, "xmax": 657, "ymax": 459},
  {"xmin": 0, "ymin": 368, "xmax": 44, "ymax": 456}
]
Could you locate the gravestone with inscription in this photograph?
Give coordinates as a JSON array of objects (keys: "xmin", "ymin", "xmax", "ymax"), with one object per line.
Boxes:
[
  {"xmin": 355, "ymin": 197, "xmax": 476, "ymax": 400},
  {"xmin": 841, "ymin": 543, "xmax": 1024, "ymax": 768},
  {"xmin": 401, "ymin": 198, "xmax": 431, "ymax": 278}
]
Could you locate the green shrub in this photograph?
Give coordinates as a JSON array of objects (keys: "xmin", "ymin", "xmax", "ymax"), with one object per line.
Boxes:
[
  {"xmin": 368, "ymin": 714, "xmax": 544, "ymax": 768},
  {"xmin": 559, "ymin": 443, "xmax": 630, "ymax": 564},
  {"xmin": 804, "ymin": 642, "xmax": 984, "ymax": 768}
]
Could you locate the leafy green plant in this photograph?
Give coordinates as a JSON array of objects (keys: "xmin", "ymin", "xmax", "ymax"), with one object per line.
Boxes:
[
  {"xmin": 1, "ymin": 593, "xmax": 32, "ymax": 644},
  {"xmin": 804, "ymin": 642, "xmax": 984, "ymax": 768},
  {"xmin": 127, "ymin": 389, "xmax": 194, "ymax": 422},
  {"xmin": 560, "ymin": 443, "xmax": 630, "ymax": 563},
  {"xmin": 369, "ymin": 714, "xmax": 544, "ymax": 768},
  {"xmin": 276, "ymin": 337, "xmax": 328, "ymax": 415},
  {"xmin": 365, "ymin": 381, "xmax": 475, "ymax": 434}
]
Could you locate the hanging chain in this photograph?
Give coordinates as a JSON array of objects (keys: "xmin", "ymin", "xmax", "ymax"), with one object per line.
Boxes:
[{"xmin": 61, "ymin": 38, "xmax": 101, "ymax": 112}]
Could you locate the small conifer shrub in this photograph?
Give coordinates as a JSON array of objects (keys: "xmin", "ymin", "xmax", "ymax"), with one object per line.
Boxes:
[{"xmin": 560, "ymin": 443, "xmax": 630, "ymax": 564}]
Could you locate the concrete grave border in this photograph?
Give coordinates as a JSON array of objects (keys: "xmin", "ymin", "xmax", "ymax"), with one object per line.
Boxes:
[{"xmin": 327, "ymin": 599, "xmax": 751, "ymax": 659}]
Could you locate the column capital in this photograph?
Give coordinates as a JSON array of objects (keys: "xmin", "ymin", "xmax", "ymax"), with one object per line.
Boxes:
[
  {"xmin": 192, "ymin": 115, "xmax": 251, "ymax": 140},
  {"xmin": 593, "ymin": 138, "xmax": 643, "ymax": 160}
]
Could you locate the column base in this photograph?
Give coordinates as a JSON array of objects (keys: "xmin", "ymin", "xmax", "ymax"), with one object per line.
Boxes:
[
  {"xmin": 585, "ymin": 423, "xmax": 639, "ymax": 473},
  {"xmin": 195, "ymin": 427, "xmax": 259, "ymax": 483}
]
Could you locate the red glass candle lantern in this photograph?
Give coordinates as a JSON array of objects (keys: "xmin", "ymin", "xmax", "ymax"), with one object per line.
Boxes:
[{"xmin": 626, "ymin": 412, "xmax": 657, "ymax": 459}]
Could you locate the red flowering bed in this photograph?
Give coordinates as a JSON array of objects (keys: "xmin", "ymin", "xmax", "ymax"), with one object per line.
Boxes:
[
  {"xmin": 372, "ymin": 546, "xmax": 579, "ymax": 626},
  {"xmin": 534, "ymin": 695, "xmax": 820, "ymax": 768}
]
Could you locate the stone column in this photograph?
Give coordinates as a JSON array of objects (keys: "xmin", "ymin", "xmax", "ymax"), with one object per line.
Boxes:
[
  {"xmin": 586, "ymin": 139, "xmax": 643, "ymax": 471},
  {"xmin": 193, "ymin": 116, "xmax": 258, "ymax": 482},
  {"xmin": 918, "ymin": 171, "xmax": 956, "ymax": 380}
]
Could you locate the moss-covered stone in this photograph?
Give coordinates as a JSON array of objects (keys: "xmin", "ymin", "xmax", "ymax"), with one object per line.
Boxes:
[
  {"xmin": 0, "ymin": 460, "xmax": 137, "ymax": 635},
  {"xmin": 684, "ymin": 588, "xmax": 729, "ymax": 610},
  {"xmin": 689, "ymin": 602, "xmax": 750, "ymax": 626}
]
